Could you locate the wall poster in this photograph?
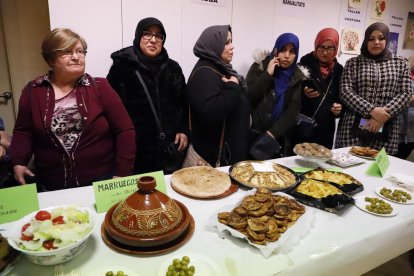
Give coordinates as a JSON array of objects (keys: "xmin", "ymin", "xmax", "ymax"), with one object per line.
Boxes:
[
  {"xmin": 388, "ymin": 32, "xmax": 399, "ymax": 55},
  {"xmin": 403, "ymin": 12, "xmax": 414, "ymax": 50},
  {"xmin": 370, "ymin": 0, "xmax": 387, "ymax": 21},
  {"xmin": 348, "ymin": 0, "xmax": 365, "ymax": 10},
  {"xmin": 340, "ymin": 27, "xmax": 363, "ymax": 55}
]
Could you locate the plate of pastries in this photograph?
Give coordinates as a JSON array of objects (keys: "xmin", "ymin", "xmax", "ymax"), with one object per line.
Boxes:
[
  {"xmin": 349, "ymin": 146, "xmax": 378, "ymax": 159},
  {"xmin": 217, "ymin": 188, "xmax": 306, "ymax": 246},
  {"xmin": 293, "ymin": 143, "xmax": 333, "ymax": 161},
  {"xmin": 229, "ymin": 161, "xmax": 298, "ymax": 191}
]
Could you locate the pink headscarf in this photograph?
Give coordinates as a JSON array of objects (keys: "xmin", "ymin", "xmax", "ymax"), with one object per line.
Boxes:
[{"xmin": 313, "ymin": 28, "xmax": 339, "ymax": 78}]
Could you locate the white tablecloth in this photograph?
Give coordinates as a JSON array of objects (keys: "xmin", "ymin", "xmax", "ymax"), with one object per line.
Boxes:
[{"xmin": 2, "ymin": 147, "xmax": 414, "ymax": 276}]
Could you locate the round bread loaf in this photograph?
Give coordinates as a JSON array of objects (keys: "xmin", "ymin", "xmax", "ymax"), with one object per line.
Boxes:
[{"xmin": 170, "ymin": 166, "xmax": 231, "ymax": 198}]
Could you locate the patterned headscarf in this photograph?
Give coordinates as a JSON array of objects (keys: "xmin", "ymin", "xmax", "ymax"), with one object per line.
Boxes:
[
  {"xmin": 271, "ymin": 33, "xmax": 299, "ymax": 120},
  {"xmin": 360, "ymin": 22, "xmax": 392, "ymax": 61},
  {"xmin": 313, "ymin": 28, "xmax": 339, "ymax": 78},
  {"xmin": 193, "ymin": 25, "xmax": 243, "ymax": 82}
]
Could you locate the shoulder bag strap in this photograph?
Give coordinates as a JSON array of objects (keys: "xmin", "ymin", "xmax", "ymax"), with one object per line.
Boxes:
[
  {"xmin": 134, "ymin": 70, "xmax": 166, "ymax": 140},
  {"xmin": 188, "ymin": 66, "xmax": 226, "ymax": 167},
  {"xmin": 310, "ymin": 77, "xmax": 334, "ymax": 120}
]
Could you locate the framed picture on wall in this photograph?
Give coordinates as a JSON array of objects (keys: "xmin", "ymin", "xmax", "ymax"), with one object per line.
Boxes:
[
  {"xmin": 340, "ymin": 28, "xmax": 362, "ymax": 55},
  {"xmin": 348, "ymin": 0, "xmax": 366, "ymax": 10},
  {"xmin": 403, "ymin": 12, "xmax": 414, "ymax": 50},
  {"xmin": 370, "ymin": 0, "xmax": 386, "ymax": 21},
  {"xmin": 388, "ymin": 32, "xmax": 399, "ymax": 55}
]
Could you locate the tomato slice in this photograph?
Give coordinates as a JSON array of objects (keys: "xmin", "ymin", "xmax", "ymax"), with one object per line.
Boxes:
[
  {"xmin": 35, "ymin": 210, "xmax": 51, "ymax": 221},
  {"xmin": 21, "ymin": 234, "xmax": 34, "ymax": 241},
  {"xmin": 42, "ymin": 240, "xmax": 56, "ymax": 250},
  {"xmin": 21, "ymin": 223, "xmax": 31, "ymax": 232},
  {"xmin": 21, "ymin": 223, "xmax": 33, "ymax": 240},
  {"xmin": 52, "ymin": 216, "xmax": 64, "ymax": 225}
]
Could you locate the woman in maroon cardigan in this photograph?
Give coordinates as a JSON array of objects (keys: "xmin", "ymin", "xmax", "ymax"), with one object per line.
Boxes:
[{"xmin": 10, "ymin": 28, "xmax": 135, "ymax": 191}]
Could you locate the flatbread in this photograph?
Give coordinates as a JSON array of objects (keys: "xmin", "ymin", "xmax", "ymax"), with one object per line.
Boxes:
[{"xmin": 170, "ymin": 166, "xmax": 231, "ymax": 198}]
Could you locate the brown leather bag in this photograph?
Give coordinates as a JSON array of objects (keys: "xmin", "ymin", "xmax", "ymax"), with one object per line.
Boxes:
[{"xmin": 182, "ymin": 144, "xmax": 212, "ymax": 168}]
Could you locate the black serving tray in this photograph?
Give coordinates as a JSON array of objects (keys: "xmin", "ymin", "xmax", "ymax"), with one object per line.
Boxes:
[{"xmin": 289, "ymin": 178, "xmax": 355, "ymax": 213}]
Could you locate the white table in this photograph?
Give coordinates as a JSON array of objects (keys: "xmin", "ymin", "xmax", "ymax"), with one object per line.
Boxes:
[{"xmin": 3, "ymin": 148, "xmax": 414, "ymax": 276}]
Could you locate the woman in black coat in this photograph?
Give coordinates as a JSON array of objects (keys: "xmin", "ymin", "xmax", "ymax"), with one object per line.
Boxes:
[
  {"xmin": 107, "ymin": 17, "xmax": 188, "ymax": 174},
  {"xmin": 296, "ymin": 28, "xmax": 343, "ymax": 149},
  {"xmin": 185, "ymin": 25, "xmax": 250, "ymax": 167}
]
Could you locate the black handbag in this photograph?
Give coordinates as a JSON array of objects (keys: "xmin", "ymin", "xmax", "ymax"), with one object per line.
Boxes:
[
  {"xmin": 295, "ymin": 113, "xmax": 317, "ymax": 139},
  {"xmin": 134, "ymin": 70, "xmax": 186, "ymax": 174},
  {"xmin": 249, "ymin": 133, "xmax": 282, "ymax": 160}
]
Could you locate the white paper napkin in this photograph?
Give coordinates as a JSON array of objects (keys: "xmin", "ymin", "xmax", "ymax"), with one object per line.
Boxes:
[{"xmin": 387, "ymin": 173, "xmax": 414, "ymax": 192}]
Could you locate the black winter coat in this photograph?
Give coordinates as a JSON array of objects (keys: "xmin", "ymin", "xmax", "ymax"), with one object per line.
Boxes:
[
  {"xmin": 296, "ymin": 52, "xmax": 343, "ymax": 149},
  {"xmin": 107, "ymin": 46, "xmax": 187, "ymax": 174},
  {"xmin": 186, "ymin": 59, "xmax": 251, "ymax": 166},
  {"xmin": 246, "ymin": 56, "xmax": 304, "ymax": 156}
]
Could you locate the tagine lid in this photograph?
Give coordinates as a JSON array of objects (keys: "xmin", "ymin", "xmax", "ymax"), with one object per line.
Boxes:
[{"xmin": 105, "ymin": 176, "xmax": 190, "ymax": 245}]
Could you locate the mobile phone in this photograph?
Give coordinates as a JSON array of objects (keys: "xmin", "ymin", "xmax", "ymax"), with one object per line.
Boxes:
[
  {"xmin": 359, "ymin": 118, "xmax": 383, "ymax": 132},
  {"xmin": 301, "ymin": 79, "xmax": 318, "ymax": 91}
]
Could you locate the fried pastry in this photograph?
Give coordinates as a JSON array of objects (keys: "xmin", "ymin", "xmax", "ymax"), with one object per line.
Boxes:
[{"xmin": 217, "ymin": 188, "xmax": 305, "ymax": 245}]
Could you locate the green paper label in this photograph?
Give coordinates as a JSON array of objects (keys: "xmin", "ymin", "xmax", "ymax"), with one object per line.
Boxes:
[
  {"xmin": 376, "ymin": 148, "xmax": 390, "ymax": 176},
  {"xmin": 0, "ymin": 184, "xmax": 39, "ymax": 224},
  {"xmin": 92, "ymin": 171, "xmax": 166, "ymax": 213},
  {"xmin": 365, "ymin": 148, "xmax": 389, "ymax": 177}
]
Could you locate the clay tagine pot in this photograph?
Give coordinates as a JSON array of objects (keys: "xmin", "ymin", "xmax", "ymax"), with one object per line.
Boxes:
[{"xmin": 104, "ymin": 175, "xmax": 191, "ymax": 247}]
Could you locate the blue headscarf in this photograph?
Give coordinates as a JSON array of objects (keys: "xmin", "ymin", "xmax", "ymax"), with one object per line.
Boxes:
[{"xmin": 271, "ymin": 33, "xmax": 299, "ymax": 119}]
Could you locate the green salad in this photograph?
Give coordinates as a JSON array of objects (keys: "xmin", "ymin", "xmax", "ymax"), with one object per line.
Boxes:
[{"xmin": 18, "ymin": 206, "xmax": 92, "ymax": 251}]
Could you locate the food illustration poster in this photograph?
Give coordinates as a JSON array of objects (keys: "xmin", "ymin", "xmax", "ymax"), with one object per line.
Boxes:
[
  {"xmin": 388, "ymin": 32, "xmax": 398, "ymax": 55},
  {"xmin": 348, "ymin": 0, "xmax": 366, "ymax": 9},
  {"xmin": 370, "ymin": 0, "xmax": 386, "ymax": 21},
  {"xmin": 403, "ymin": 12, "xmax": 414, "ymax": 50},
  {"xmin": 340, "ymin": 28, "xmax": 363, "ymax": 55}
]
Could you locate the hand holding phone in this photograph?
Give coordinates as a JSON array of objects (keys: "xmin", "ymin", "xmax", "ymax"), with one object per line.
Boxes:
[
  {"xmin": 301, "ymin": 79, "xmax": 318, "ymax": 90},
  {"xmin": 302, "ymin": 79, "xmax": 320, "ymax": 98},
  {"xmin": 267, "ymin": 56, "xmax": 280, "ymax": 76}
]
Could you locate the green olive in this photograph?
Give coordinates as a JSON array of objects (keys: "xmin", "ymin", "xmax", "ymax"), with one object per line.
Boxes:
[
  {"xmin": 165, "ymin": 256, "xmax": 195, "ymax": 276},
  {"xmin": 364, "ymin": 197, "xmax": 392, "ymax": 214},
  {"xmin": 105, "ymin": 272, "xmax": 114, "ymax": 276}
]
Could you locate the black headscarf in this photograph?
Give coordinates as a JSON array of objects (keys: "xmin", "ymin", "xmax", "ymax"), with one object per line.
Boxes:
[
  {"xmin": 360, "ymin": 22, "xmax": 392, "ymax": 61},
  {"xmin": 193, "ymin": 25, "xmax": 244, "ymax": 83},
  {"xmin": 132, "ymin": 17, "xmax": 168, "ymax": 73}
]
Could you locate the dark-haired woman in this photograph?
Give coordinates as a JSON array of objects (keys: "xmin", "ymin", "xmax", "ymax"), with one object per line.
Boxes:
[{"xmin": 335, "ymin": 22, "xmax": 411, "ymax": 155}]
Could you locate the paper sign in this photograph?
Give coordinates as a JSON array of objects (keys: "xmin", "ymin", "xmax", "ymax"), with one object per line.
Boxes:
[
  {"xmin": 93, "ymin": 171, "xmax": 166, "ymax": 213},
  {"xmin": 366, "ymin": 148, "xmax": 389, "ymax": 177},
  {"xmin": 251, "ymin": 162, "xmax": 275, "ymax": 172},
  {"xmin": 0, "ymin": 184, "xmax": 39, "ymax": 224}
]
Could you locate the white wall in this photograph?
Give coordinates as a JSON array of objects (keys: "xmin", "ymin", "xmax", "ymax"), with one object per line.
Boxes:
[{"xmin": 48, "ymin": 0, "xmax": 414, "ymax": 79}]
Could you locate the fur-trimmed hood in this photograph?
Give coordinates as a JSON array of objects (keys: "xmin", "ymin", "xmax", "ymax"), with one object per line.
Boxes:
[
  {"xmin": 251, "ymin": 49, "xmax": 269, "ymax": 71},
  {"xmin": 297, "ymin": 64, "xmax": 311, "ymax": 79}
]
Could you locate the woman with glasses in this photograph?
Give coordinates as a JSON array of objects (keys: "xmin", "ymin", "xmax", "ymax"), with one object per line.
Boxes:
[
  {"xmin": 107, "ymin": 17, "xmax": 188, "ymax": 174},
  {"xmin": 185, "ymin": 25, "xmax": 250, "ymax": 167},
  {"xmin": 10, "ymin": 28, "xmax": 135, "ymax": 191},
  {"xmin": 246, "ymin": 33, "xmax": 305, "ymax": 159},
  {"xmin": 335, "ymin": 22, "xmax": 411, "ymax": 156},
  {"xmin": 294, "ymin": 28, "xmax": 343, "ymax": 149}
]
